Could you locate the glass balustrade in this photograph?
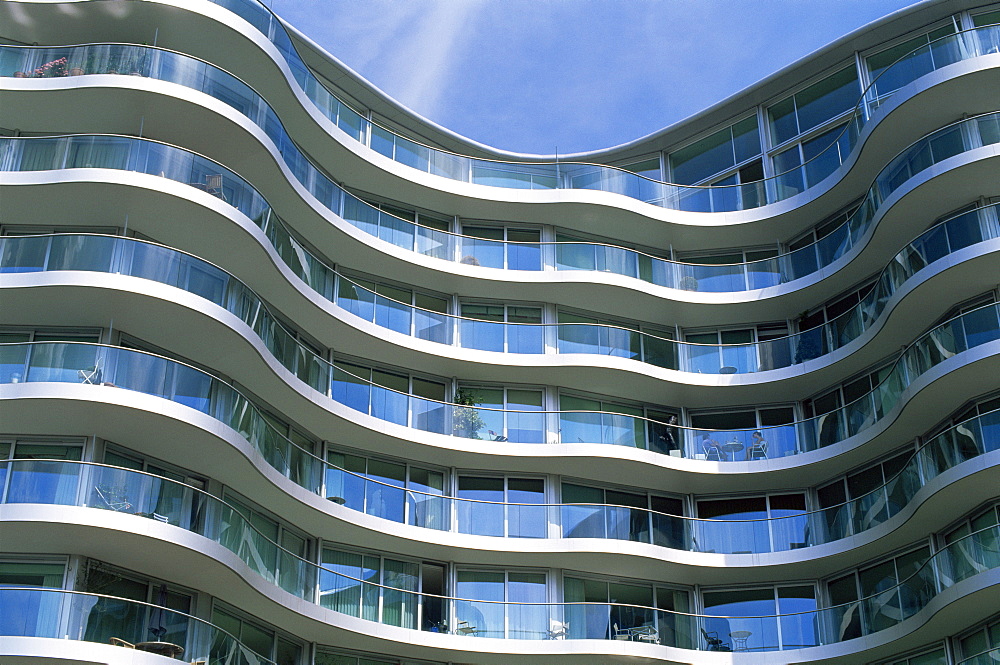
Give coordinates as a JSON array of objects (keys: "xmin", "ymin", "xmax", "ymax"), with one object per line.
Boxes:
[
  {"xmin": 0, "ymin": 587, "xmax": 273, "ymax": 664},
  {"xmin": 2, "ymin": 394, "xmax": 998, "ymax": 561},
  {"xmin": 10, "ymin": 5, "xmax": 991, "ymax": 212},
  {"xmin": 3, "ymin": 40, "xmax": 1000, "ymax": 292},
  {"xmin": 1, "ymin": 299, "xmax": 999, "ymax": 470},
  {"xmin": 959, "ymin": 647, "xmax": 1000, "ymax": 665},
  {"xmin": 2, "ymin": 484, "xmax": 997, "ymax": 654},
  {"xmin": 1, "ymin": 204, "xmax": 998, "ymax": 382}
]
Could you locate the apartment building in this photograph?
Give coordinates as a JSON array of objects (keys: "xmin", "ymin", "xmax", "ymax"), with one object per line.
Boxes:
[{"xmin": 1, "ymin": 0, "xmax": 999, "ymax": 663}]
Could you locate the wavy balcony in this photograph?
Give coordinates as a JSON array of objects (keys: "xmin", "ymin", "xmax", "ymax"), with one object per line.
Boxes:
[
  {"xmin": 1, "ymin": 278, "xmax": 999, "ymax": 482},
  {"xmin": 0, "ymin": 587, "xmax": 271, "ymax": 664},
  {"xmin": 2, "ymin": 510, "xmax": 998, "ymax": 656},
  {"xmin": 0, "ymin": 391, "xmax": 997, "ymax": 564},
  {"xmin": 4, "ymin": 48, "xmax": 1000, "ymax": 294},
  {"xmin": 4, "ymin": 195, "xmax": 996, "ymax": 383},
  {"xmin": 22, "ymin": 0, "xmax": 992, "ymax": 213}
]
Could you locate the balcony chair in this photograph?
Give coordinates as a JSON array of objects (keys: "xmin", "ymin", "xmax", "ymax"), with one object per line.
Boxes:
[
  {"xmin": 635, "ymin": 624, "xmax": 660, "ymax": 644},
  {"xmin": 747, "ymin": 439, "xmax": 768, "ymax": 460},
  {"xmin": 703, "ymin": 442, "xmax": 726, "ymax": 461},
  {"xmin": 109, "ymin": 637, "xmax": 135, "ymax": 648},
  {"xmin": 488, "ymin": 429, "xmax": 508, "ymax": 442},
  {"xmin": 612, "ymin": 623, "xmax": 632, "ymax": 640},
  {"xmin": 547, "ymin": 619, "xmax": 568, "ymax": 639},
  {"xmin": 95, "ymin": 485, "xmax": 132, "ymax": 512},
  {"xmin": 701, "ymin": 628, "xmax": 731, "ymax": 651}
]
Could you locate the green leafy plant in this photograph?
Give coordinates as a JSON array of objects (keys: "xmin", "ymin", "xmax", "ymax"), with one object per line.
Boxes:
[{"xmin": 452, "ymin": 387, "xmax": 487, "ymax": 439}]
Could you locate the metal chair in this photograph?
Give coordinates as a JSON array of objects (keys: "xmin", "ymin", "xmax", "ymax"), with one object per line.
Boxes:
[
  {"xmin": 701, "ymin": 628, "xmax": 731, "ymax": 651},
  {"xmin": 747, "ymin": 439, "xmax": 768, "ymax": 460},
  {"xmin": 547, "ymin": 619, "xmax": 568, "ymax": 640},
  {"xmin": 703, "ymin": 442, "xmax": 725, "ymax": 461},
  {"xmin": 95, "ymin": 485, "xmax": 132, "ymax": 512},
  {"xmin": 78, "ymin": 366, "xmax": 102, "ymax": 384},
  {"xmin": 635, "ymin": 625, "xmax": 659, "ymax": 644}
]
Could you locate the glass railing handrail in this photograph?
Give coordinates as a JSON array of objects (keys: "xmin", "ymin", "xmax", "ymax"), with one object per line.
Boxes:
[
  {"xmin": 0, "ymin": 586, "xmax": 275, "ymax": 663},
  {"xmin": 5, "ymin": 42, "xmax": 1000, "ymax": 292},
  {"xmin": 3, "ymin": 190, "xmax": 997, "ymax": 384},
  {"xmin": 118, "ymin": 0, "xmax": 999, "ymax": 211},
  {"xmin": 1, "ymin": 290, "xmax": 998, "ymax": 464},
  {"xmin": 331, "ymin": 405, "xmax": 1000, "ymax": 523},
  {"xmin": 1, "ymin": 492, "xmax": 995, "ymax": 651},
  {"xmin": 3, "ymin": 455, "xmax": 994, "ymax": 619},
  {"xmin": 4, "ymin": 400, "xmax": 999, "ymax": 560},
  {"xmin": 958, "ymin": 646, "xmax": 1000, "ymax": 665}
]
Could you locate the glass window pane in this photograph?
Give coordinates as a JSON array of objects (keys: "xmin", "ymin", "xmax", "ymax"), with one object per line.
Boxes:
[{"xmin": 795, "ymin": 66, "xmax": 858, "ymax": 134}]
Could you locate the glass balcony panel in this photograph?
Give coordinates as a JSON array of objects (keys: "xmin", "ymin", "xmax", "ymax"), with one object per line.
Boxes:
[
  {"xmin": 555, "ymin": 243, "xmax": 597, "ymax": 271},
  {"xmin": 460, "ymin": 318, "xmax": 504, "ymax": 352},
  {"xmin": 25, "ymin": 342, "xmax": 101, "ymax": 384}
]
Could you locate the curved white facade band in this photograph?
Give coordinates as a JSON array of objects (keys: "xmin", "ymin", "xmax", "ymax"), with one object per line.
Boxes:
[{"xmin": 1, "ymin": 1, "xmax": 999, "ymax": 665}]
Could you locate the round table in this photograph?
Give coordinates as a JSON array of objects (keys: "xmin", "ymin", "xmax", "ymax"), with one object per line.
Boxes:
[
  {"xmin": 722, "ymin": 441, "xmax": 744, "ymax": 458},
  {"xmin": 729, "ymin": 630, "xmax": 752, "ymax": 651},
  {"xmin": 135, "ymin": 641, "xmax": 185, "ymax": 658}
]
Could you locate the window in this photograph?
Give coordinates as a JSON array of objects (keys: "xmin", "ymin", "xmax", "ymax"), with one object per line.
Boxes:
[
  {"xmin": 337, "ymin": 275, "xmax": 450, "ymax": 343},
  {"xmin": 826, "ymin": 545, "xmax": 932, "ymax": 640},
  {"xmin": 676, "ymin": 247, "xmax": 782, "ymax": 292},
  {"xmin": 0, "ymin": 559, "xmax": 66, "ymax": 639},
  {"xmin": 792, "ymin": 279, "xmax": 877, "ymax": 357},
  {"xmin": 782, "ymin": 205, "xmax": 858, "ymax": 281},
  {"xmin": 816, "ymin": 449, "xmax": 912, "ymax": 540},
  {"xmin": 325, "ymin": 449, "xmax": 447, "ymax": 530},
  {"xmin": 81, "ymin": 563, "xmax": 194, "ymax": 654},
  {"xmin": 0, "ymin": 439, "xmax": 83, "ymax": 505},
  {"xmin": 459, "ymin": 225, "xmax": 541, "ymax": 270},
  {"xmin": 212, "ymin": 604, "xmax": 302, "ymax": 665},
  {"xmin": 767, "ymin": 66, "xmax": 861, "ymax": 198},
  {"xmin": 455, "ymin": 385, "xmax": 544, "ymax": 443},
  {"xmin": 0, "ymin": 327, "xmax": 101, "ymax": 385},
  {"xmin": 866, "ymin": 23, "xmax": 960, "ymax": 105},
  {"xmin": 560, "ymin": 482, "xmax": 684, "ymax": 548},
  {"xmin": 333, "ymin": 360, "xmax": 447, "ymax": 433},
  {"xmin": 100, "ymin": 447, "xmax": 206, "ymax": 530},
  {"xmin": 943, "ymin": 503, "xmax": 1000, "ymax": 583},
  {"xmin": 563, "ymin": 576, "xmax": 690, "ymax": 646},
  {"xmin": 460, "ymin": 303, "xmax": 542, "ymax": 353},
  {"xmin": 347, "ymin": 198, "xmax": 453, "ymax": 258},
  {"xmin": 702, "ymin": 585, "xmax": 816, "ymax": 651},
  {"xmin": 221, "ymin": 491, "xmax": 310, "ymax": 597},
  {"xmin": 804, "ymin": 363, "xmax": 894, "ymax": 447},
  {"xmin": 878, "ymin": 647, "xmax": 947, "ymax": 665},
  {"xmin": 695, "ymin": 493, "xmax": 807, "ymax": 553},
  {"xmin": 319, "ymin": 547, "xmax": 430, "ymax": 631},
  {"xmin": 667, "ymin": 116, "xmax": 763, "ymax": 212},
  {"xmin": 773, "ymin": 121, "xmax": 855, "ymax": 197},
  {"xmin": 769, "ymin": 66, "xmax": 859, "ymax": 146},
  {"xmin": 455, "ymin": 569, "xmax": 546, "ymax": 639},
  {"xmin": 316, "ymin": 647, "xmax": 445, "ymax": 665},
  {"xmin": 257, "ymin": 411, "xmax": 318, "ymax": 490},
  {"xmin": 456, "ymin": 475, "xmax": 545, "ymax": 538},
  {"xmin": 559, "ymin": 394, "xmax": 675, "ymax": 450},
  {"xmin": 683, "ymin": 326, "xmax": 756, "ymax": 374},
  {"xmin": 958, "ymin": 615, "xmax": 1000, "ymax": 662},
  {"xmin": 557, "ymin": 310, "xmax": 676, "ymax": 367},
  {"xmin": 689, "ymin": 405, "xmax": 796, "ymax": 459}
]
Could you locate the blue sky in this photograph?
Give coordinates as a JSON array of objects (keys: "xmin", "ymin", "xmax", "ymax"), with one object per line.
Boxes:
[{"xmin": 270, "ymin": 0, "xmax": 921, "ymax": 155}]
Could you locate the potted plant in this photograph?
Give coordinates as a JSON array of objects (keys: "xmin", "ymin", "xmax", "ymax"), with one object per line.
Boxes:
[
  {"xmin": 452, "ymin": 387, "xmax": 487, "ymax": 439},
  {"xmin": 678, "ymin": 275, "xmax": 698, "ymax": 291}
]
